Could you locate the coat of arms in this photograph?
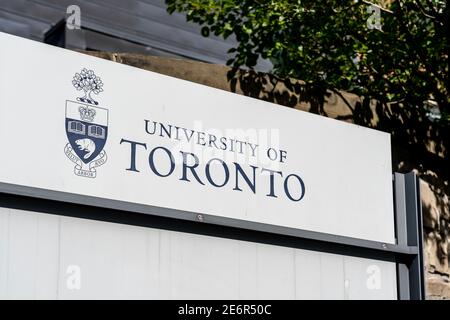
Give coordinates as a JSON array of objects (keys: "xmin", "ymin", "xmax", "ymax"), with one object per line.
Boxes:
[{"xmin": 64, "ymin": 68, "xmax": 108, "ymax": 178}]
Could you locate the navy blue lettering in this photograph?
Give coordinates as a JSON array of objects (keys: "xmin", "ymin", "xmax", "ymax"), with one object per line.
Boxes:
[
  {"xmin": 261, "ymin": 168, "xmax": 283, "ymax": 198},
  {"xmin": 148, "ymin": 146, "xmax": 175, "ymax": 177},
  {"xmin": 120, "ymin": 138, "xmax": 147, "ymax": 172},
  {"xmin": 284, "ymin": 174, "xmax": 305, "ymax": 201},
  {"xmin": 205, "ymin": 158, "xmax": 229, "ymax": 187},
  {"xmin": 144, "ymin": 120, "xmax": 157, "ymax": 135},
  {"xmin": 159, "ymin": 123, "xmax": 172, "ymax": 139},
  {"xmin": 233, "ymin": 163, "xmax": 257, "ymax": 193},
  {"xmin": 180, "ymin": 151, "xmax": 205, "ymax": 185}
]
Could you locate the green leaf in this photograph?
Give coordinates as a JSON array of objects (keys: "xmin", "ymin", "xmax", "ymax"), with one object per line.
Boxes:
[{"xmin": 201, "ymin": 26, "xmax": 210, "ymax": 37}]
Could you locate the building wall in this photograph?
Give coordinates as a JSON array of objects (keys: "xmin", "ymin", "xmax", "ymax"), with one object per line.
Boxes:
[
  {"xmin": 0, "ymin": 206, "xmax": 397, "ymax": 300},
  {"xmin": 421, "ymin": 180, "xmax": 450, "ymax": 299}
]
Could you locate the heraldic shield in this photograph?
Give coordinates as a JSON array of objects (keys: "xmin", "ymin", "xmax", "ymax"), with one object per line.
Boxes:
[{"xmin": 64, "ymin": 101, "xmax": 108, "ymax": 178}]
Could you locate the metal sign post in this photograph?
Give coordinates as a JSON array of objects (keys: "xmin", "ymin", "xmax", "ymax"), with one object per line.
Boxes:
[{"xmin": 394, "ymin": 172, "xmax": 426, "ymax": 300}]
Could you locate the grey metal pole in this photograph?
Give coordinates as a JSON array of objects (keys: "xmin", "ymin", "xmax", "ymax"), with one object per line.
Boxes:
[{"xmin": 394, "ymin": 172, "xmax": 426, "ymax": 300}]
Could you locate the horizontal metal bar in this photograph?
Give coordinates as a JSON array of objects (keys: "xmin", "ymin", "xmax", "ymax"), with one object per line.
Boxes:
[{"xmin": 0, "ymin": 181, "xmax": 418, "ymax": 257}]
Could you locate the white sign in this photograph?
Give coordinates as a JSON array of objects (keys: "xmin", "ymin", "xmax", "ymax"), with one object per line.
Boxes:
[{"xmin": 0, "ymin": 32, "xmax": 395, "ymax": 243}]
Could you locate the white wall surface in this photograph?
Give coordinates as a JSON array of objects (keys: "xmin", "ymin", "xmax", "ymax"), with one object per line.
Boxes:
[{"xmin": 0, "ymin": 206, "xmax": 397, "ymax": 299}]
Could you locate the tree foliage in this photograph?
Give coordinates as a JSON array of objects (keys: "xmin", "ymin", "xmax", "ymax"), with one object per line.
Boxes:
[{"xmin": 166, "ymin": 0, "xmax": 448, "ymax": 123}]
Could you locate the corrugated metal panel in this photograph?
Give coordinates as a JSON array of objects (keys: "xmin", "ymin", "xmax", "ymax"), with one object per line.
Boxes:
[
  {"xmin": 0, "ymin": 0, "xmax": 236, "ymax": 64},
  {"xmin": 0, "ymin": 0, "xmax": 272, "ymax": 69},
  {"xmin": 66, "ymin": 28, "xmax": 182, "ymax": 58},
  {"xmin": 0, "ymin": 10, "xmax": 50, "ymax": 40},
  {"xmin": 93, "ymin": 0, "xmax": 217, "ymax": 34},
  {"xmin": 0, "ymin": 0, "xmax": 64, "ymax": 25},
  {"xmin": 41, "ymin": 0, "xmax": 235, "ymax": 62},
  {"xmin": 0, "ymin": 17, "xmax": 33, "ymax": 39}
]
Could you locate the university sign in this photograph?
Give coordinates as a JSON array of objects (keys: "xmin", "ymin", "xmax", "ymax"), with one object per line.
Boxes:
[
  {"xmin": 119, "ymin": 121, "xmax": 306, "ymax": 202},
  {"xmin": 0, "ymin": 32, "xmax": 395, "ymax": 244}
]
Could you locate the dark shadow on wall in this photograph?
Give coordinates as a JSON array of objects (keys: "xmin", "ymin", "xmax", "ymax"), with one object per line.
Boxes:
[
  {"xmin": 226, "ymin": 68, "xmax": 449, "ymax": 198},
  {"xmin": 422, "ymin": 201, "xmax": 449, "ymax": 275},
  {"xmin": 226, "ymin": 68, "xmax": 450, "ymax": 267},
  {"xmin": 227, "ymin": 67, "xmax": 331, "ymax": 116}
]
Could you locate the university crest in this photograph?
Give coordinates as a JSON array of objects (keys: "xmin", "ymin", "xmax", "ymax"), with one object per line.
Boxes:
[{"xmin": 64, "ymin": 68, "xmax": 108, "ymax": 178}]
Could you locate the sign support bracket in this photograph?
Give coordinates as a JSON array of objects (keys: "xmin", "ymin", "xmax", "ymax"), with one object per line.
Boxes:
[{"xmin": 394, "ymin": 172, "xmax": 426, "ymax": 300}]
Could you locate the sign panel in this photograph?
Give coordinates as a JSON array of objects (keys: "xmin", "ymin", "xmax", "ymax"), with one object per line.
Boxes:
[{"xmin": 0, "ymin": 32, "xmax": 395, "ymax": 243}]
